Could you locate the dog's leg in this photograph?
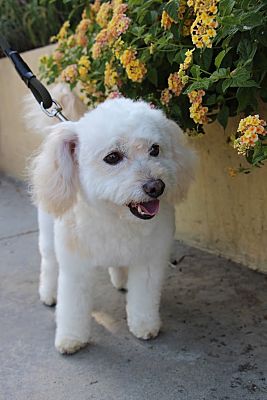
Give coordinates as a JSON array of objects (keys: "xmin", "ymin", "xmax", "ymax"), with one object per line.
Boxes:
[
  {"xmin": 38, "ymin": 207, "xmax": 58, "ymax": 306},
  {"xmin": 109, "ymin": 267, "xmax": 128, "ymax": 290},
  {"xmin": 55, "ymin": 249, "xmax": 94, "ymax": 354},
  {"xmin": 126, "ymin": 262, "xmax": 165, "ymax": 340}
]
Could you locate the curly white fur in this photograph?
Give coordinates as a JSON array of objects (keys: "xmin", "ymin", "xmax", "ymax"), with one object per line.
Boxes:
[{"xmin": 28, "ymin": 85, "xmax": 196, "ymax": 354}]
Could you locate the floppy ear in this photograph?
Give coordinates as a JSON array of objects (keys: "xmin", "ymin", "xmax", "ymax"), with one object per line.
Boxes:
[
  {"xmin": 166, "ymin": 119, "xmax": 197, "ymax": 204},
  {"xmin": 30, "ymin": 122, "xmax": 79, "ymax": 217}
]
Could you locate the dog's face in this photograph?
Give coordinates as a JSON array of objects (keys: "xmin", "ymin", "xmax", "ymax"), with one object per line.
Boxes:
[{"xmin": 31, "ymin": 98, "xmax": 196, "ymax": 219}]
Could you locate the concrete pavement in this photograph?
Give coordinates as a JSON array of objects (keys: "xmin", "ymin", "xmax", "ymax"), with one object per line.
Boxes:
[{"xmin": 0, "ymin": 175, "xmax": 267, "ymax": 400}]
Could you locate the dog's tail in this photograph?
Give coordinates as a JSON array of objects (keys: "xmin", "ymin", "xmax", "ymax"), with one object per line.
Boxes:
[{"xmin": 23, "ymin": 83, "xmax": 87, "ymax": 135}]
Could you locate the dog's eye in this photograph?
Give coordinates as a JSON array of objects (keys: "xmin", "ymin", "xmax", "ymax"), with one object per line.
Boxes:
[
  {"xmin": 149, "ymin": 144, "xmax": 160, "ymax": 157},
  {"xmin": 103, "ymin": 151, "xmax": 123, "ymax": 165}
]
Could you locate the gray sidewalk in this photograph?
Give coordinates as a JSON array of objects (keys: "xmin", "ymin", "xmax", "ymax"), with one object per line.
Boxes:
[{"xmin": 0, "ymin": 175, "xmax": 267, "ymax": 400}]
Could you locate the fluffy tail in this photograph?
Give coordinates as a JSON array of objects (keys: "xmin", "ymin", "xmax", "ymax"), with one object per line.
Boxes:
[{"xmin": 23, "ymin": 83, "xmax": 87, "ymax": 135}]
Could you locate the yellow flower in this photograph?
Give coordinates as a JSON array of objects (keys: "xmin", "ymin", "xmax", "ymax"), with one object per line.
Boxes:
[
  {"xmin": 58, "ymin": 21, "xmax": 70, "ymax": 40},
  {"xmin": 82, "ymin": 80, "xmax": 97, "ymax": 95},
  {"xmin": 112, "ymin": 38, "xmax": 125, "ymax": 59},
  {"xmin": 96, "ymin": 2, "xmax": 112, "ymax": 28},
  {"xmin": 178, "ymin": 2, "xmax": 187, "ymax": 19},
  {"xmin": 180, "ymin": 48, "xmax": 195, "ymax": 71},
  {"xmin": 76, "ymin": 33, "xmax": 88, "ymax": 47},
  {"xmin": 160, "ymin": 89, "xmax": 172, "ymax": 105},
  {"xmin": 234, "ymin": 114, "xmax": 267, "ymax": 155},
  {"xmin": 90, "ymin": 0, "xmax": 101, "ymax": 15},
  {"xmin": 65, "ymin": 35, "xmax": 74, "ymax": 47},
  {"xmin": 113, "ymin": 3, "xmax": 128, "ymax": 15},
  {"xmin": 125, "ymin": 59, "xmax": 147, "ymax": 82},
  {"xmin": 76, "ymin": 18, "xmax": 91, "ymax": 33},
  {"xmin": 52, "ymin": 50, "xmax": 63, "ymax": 65},
  {"xmin": 188, "ymin": 90, "xmax": 208, "ymax": 124},
  {"xmin": 168, "ymin": 72, "xmax": 183, "ymax": 96},
  {"xmin": 78, "ymin": 55, "xmax": 91, "ymax": 80},
  {"xmin": 120, "ymin": 49, "xmax": 136, "ymax": 66},
  {"xmin": 161, "ymin": 10, "xmax": 175, "ymax": 30},
  {"xmin": 81, "ymin": 7, "xmax": 88, "ymax": 20},
  {"xmin": 209, "ymin": 5, "xmax": 217, "ymax": 13},
  {"xmin": 112, "ymin": 0, "xmax": 123, "ymax": 11},
  {"xmin": 39, "ymin": 55, "xmax": 48, "ymax": 64},
  {"xmin": 107, "ymin": 12, "xmax": 131, "ymax": 41},
  {"xmin": 238, "ymin": 115, "xmax": 267, "ymax": 133},
  {"xmin": 92, "ymin": 29, "xmax": 109, "ymax": 59},
  {"xmin": 104, "ymin": 61, "xmax": 118, "ymax": 87},
  {"xmin": 189, "ymin": 0, "xmax": 219, "ymax": 49},
  {"xmin": 78, "ymin": 66, "xmax": 88, "ymax": 80},
  {"xmin": 61, "ymin": 64, "xmax": 78, "ymax": 84},
  {"xmin": 79, "ymin": 55, "xmax": 90, "ymax": 69}
]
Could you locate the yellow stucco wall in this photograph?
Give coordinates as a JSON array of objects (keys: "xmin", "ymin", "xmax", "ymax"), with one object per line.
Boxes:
[
  {"xmin": 175, "ymin": 119, "xmax": 267, "ymax": 273},
  {"xmin": 1, "ymin": 46, "xmax": 266, "ymax": 272},
  {"xmin": 0, "ymin": 46, "xmax": 54, "ymax": 179}
]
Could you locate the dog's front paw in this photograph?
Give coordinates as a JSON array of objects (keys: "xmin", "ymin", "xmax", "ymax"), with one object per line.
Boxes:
[
  {"xmin": 128, "ymin": 317, "xmax": 161, "ymax": 340},
  {"xmin": 109, "ymin": 267, "xmax": 128, "ymax": 291},
  {"xmin": 55, "ymin": 336, "xmax": 89, "ymax": 354},
  {"xmin": 39, "ymin": 286, "xmax": 57, "ymax": 306}
]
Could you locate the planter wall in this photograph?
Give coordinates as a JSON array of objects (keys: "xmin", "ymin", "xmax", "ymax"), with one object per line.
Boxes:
[
  {"xmin": 0, "ymin": 45, "xmax": 55, "ymax": 179},
  {"xmin": 175, "ymin": 119, "xmax": 267, "ymax": 273},
  {"xmin": 1, "ymin": 45, "xmax": 266, "ymax": 273}
]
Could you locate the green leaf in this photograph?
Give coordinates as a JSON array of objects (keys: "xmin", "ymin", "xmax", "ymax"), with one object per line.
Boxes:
[
  {"xmin": 222, "ymin": 78, "xmax": 232, "ymax": 92},
  {"xmin": 201, "ymin": 48, "xmax": 213, "ymax": 71},
  {"xmin": 237, "ymin": 39, "xmax": 257, "ymax": 61},
  {"xmin": 229, "ymin": 68, "xmax": 260, "ymax": 87},
  {"xmin": 167, "ymin": 51, "xmax": 176, "ymax": 65},
  {"xmin": 218, "ymin": 0, "xmax": 235, "ymax": 16},
  {"xmin": 210, "ymin": 68, "xmax": 229, "ymax": 82},
  {"xmin": 184, "ymin": 78, "xmax": 210, "ymax": 94},
  {"xmin": 173, "ymin": 49, "xmax": 186, "ymax": 64},
  {"xmin": 229, "ymin": 67, "xmax": 258, "ymax": 88},
  {"xmin": 218, "ymin": 15, "xmax": 241, "ymax": 27},
  {"xmin": 232, "ymin": 79, "xmax": 260, "ymax": 88},
  {"xmin": 240, "ymin": 11, "xmax": 264, "ymax": 30},
  {"xmin": 215, "ymin": 48, "xmax": 232, "ymax": 69},
  {"xmin": 147, "ymin": 68, "xmax": 158, "ymax": 86},
  {"xmin": 164, "ymin": 0, "xmax": 180, "ymax": 23},
  {"xmin": 251, "ymin": 142, "xmax": 266, "ymax": 165},
  {"xmin": 205, "ymin": 94, "xmax": 217, "ymax": 105},
  {"xmin": 190, "ymin": 65, "xmax": 201, "ymax": 79},
  {"xmin": 236, "ymin": 87, "xmax": 258, "ymax": 112},
  {"xmin": 217, "ymin": 105, "xmax": 229, "ymax": 129}
]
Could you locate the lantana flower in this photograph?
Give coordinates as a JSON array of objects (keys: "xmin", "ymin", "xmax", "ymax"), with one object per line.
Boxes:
[
  {"xmin": 161, "ymin": 10, "xmax": 175, "ymax": 30},
  {"xmin": 104, "ymin": 61, "xmax": 118, "ymax": 87},
  {"xmin": 188, "ymin": 90, "xmax": 208, "ymax": 124},
  {"xmin": 189, "ymin": 0, "xmax": 219, "ymax": 48},
  {"xmin": 78, "ymin": 55, "xmax": 91, "ymax": 81},
  {"xmin": 234, "ymin": 115, "xmax": 267, "ymax": 155},
  {"xmin": 61, "ymin": 64, "xmax": 78, "ymax": 83}
]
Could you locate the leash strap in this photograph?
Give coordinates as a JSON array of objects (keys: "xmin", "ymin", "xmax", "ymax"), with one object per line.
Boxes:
[{"xmin": 0, "ymin": 34, "xmax": 68, "ymax": 122}]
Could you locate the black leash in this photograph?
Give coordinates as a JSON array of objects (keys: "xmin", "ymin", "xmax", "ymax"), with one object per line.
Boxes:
[{"xmin": 0, "ymin": 34, "xmax": 68, "ymax": 122}]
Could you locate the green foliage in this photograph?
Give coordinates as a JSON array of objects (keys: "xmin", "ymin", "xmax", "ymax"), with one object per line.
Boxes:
[
  {"xmin": 38, "ymin": 0, "xmax": 267, "ymax": 169},
  {"xmin": 0, "ymin": 0, "xmax": 84, "ymax": 55}
]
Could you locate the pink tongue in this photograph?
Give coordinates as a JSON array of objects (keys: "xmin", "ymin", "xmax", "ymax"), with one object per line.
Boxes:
[{"xmin": 140, "ymin": 200, "xmax": 160, "ymax": 216}]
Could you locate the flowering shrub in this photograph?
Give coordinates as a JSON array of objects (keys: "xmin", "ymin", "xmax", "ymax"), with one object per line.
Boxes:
[{"xmin": 40, "ymin": 0, "xmax": 267, "ymax": 170}]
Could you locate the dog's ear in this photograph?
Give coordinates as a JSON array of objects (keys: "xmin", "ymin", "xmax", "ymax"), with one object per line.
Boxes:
[
  {"xmin": 30, "ymin": 122, "xmax": 79, "ymax": 217},
  {"xmin": 166, "ymin": 119, "xmax": 197, "ymax": 204}
]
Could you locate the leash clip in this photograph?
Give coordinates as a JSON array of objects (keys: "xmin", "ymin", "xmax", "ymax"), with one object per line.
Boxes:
[{"xmin": 40, "ymin": 100, "xmax": 68, "ymax": 122}]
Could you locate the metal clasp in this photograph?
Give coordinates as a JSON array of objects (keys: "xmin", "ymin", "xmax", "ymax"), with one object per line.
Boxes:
[{"xmin": 40, "ymin": 99, "xmax": 68, "ymax": 122}]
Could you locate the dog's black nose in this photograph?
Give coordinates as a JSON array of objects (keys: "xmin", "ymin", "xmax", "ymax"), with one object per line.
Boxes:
[{"xmin": 143, "ymin": 179, "xmax": 165, "ymax": 198}]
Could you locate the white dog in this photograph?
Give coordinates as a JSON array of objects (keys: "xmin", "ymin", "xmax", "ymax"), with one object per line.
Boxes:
[{"xmin": 28, "ymin": 86, "xmax": 196, "ymax": 354}]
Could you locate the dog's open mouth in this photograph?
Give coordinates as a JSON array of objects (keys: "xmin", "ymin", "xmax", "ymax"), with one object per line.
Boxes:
[{"xmin": 128, "ymin": 200, "xmax": 160, "ymax": 220}]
